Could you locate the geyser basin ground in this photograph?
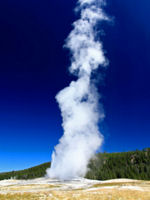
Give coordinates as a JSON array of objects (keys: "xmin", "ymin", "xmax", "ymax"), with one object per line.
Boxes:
[{"xmin": 0, "ymin": 178, "xmax": 150, "ymax": 200}]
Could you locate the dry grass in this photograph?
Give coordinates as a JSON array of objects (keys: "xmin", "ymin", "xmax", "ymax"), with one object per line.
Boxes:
[
  {"xmin": 93, "ymin": 180, "xmax": 149, "ymax": 188},
  {"xmin": 50, "ymin": 189, "xmax": 150, "ymax": 200},
  {"xmin": 0, "ymin": 193, "xmax": 41, "ymax": 200},
  {"xmin": 0, "ymin": 189, "xmax": 150, "ymax": 200},
  {"xmin": 0, "ymin": 180, "xmax": 150, "ymax": 200}
]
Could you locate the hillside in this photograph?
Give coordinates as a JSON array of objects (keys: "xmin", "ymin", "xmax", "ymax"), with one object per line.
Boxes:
[
  {"xmin": 0, "ymin": 148, "xmax": 150, "ymax": 181},
  {"xmin": 86, "ymin": 148, "xmax": 150, "ymax": 180},
  {"xmin": 0, "ymin": 162, "xmax": 50, "ymax": 180}
]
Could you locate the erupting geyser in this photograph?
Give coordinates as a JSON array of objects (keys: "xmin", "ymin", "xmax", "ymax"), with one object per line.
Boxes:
[{"xmin": 47, "ymin": 0, "xmax": 108, "ymax": 180}]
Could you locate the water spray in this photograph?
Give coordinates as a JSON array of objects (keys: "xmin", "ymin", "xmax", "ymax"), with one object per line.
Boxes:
[{"xmin": 47, "ymin": 0, "xmax": 108, "ymax": 180}]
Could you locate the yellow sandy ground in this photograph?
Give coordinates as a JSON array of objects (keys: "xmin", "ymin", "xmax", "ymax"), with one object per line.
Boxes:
[{"xmin": 0, "ymin": 179, "xmax": 149, "ymax": 200}]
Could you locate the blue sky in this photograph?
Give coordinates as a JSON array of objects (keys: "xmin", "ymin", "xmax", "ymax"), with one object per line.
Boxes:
[{"xmin": 0, "ymin": 0, "xmax": 150, "ymax": 172}]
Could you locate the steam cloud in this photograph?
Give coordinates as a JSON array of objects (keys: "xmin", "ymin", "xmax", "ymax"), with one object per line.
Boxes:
[{"xmin": 47, "ymin": 0, "xmax": 108, "ymax": 180}]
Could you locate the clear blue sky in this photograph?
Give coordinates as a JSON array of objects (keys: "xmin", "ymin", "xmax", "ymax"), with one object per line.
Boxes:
[{"xmin": 0, "ymin": 0, "xmax": 150, "ymax": 172}]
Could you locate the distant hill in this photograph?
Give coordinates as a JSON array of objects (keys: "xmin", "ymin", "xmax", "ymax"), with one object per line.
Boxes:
[
  {"xmin": 0, "ymin": 148, "xmax": 150, "ymax": 181},
  {"xmin": 0, "ymin": 162, "xmax": 50, "ymax": 180},
  {"xmin": 86, "ymin": 148, "xmax": 150, "ymax": 180}
]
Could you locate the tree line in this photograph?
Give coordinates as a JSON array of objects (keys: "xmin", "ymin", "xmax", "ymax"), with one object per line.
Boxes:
[
  {"xmin": 0, "ymin": 148, "xmax": 150, "ymax": 180},
  {"xmin": 86, "ymin": 148, "xmax": 150, "ymax": 180}
]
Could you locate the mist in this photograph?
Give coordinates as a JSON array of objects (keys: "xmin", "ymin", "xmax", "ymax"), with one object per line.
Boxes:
[{"xmin": 47, "ymin": 0, "xmax": 108, "ymax": 180}]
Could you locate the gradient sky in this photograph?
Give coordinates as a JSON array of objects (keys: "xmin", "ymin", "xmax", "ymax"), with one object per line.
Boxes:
[{"xmin": 0, "ymin": 0, "xmax": 150, "ymax": 172}]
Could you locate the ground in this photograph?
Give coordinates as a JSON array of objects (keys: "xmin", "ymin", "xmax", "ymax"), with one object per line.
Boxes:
[{"xmin": 0, "ymin": 178, "xmax": 150, "ymax": 200}]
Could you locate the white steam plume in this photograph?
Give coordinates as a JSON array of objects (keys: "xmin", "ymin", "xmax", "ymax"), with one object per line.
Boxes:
[{"xmin": 47, "ymin": 0, "xmax": 108, "ymax": 180}]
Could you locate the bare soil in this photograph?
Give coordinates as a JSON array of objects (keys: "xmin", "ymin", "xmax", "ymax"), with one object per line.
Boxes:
[{"xmin": 0, "ymin": 178, "xmax": 149, "ymax": 199}]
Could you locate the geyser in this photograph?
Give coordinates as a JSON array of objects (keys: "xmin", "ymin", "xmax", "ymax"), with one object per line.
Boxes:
[{"xmin": 47, "ymin": 0, "xmax": 108, "ymax": 180}]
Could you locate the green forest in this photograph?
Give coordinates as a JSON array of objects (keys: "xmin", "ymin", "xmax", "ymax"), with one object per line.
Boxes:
[
  {"xmin": 0, "ymin": 162, "xmax": 50, "ymax": 180},
  {"xmin": 86, "ymin": 148, "xmax": 150, "ymax": 180},
  {"xmin": 0, "ymin": 148, "xmax": 150, "ymax": 181}
]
